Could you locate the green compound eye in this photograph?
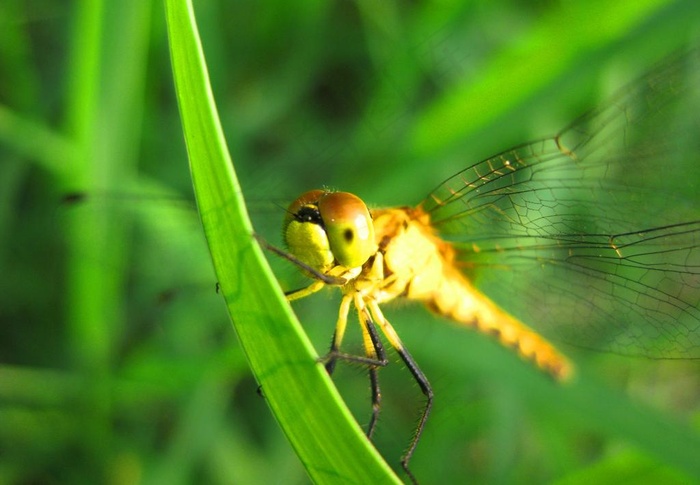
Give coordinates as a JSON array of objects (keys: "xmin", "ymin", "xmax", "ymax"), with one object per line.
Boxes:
[{"xmin": 317, "ymin": 191, "xmax": 376, "ymax": 268}]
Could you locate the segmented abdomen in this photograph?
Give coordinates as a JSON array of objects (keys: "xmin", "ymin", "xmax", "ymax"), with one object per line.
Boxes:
[{"xmin": 427, "ymin": 266, "xmax": 572, "ymax": 381}]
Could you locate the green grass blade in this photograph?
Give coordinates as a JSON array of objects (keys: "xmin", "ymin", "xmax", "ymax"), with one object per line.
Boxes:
[{"xmin": 162, "ymin": 1, "xmax": 400, "ymax": 483}]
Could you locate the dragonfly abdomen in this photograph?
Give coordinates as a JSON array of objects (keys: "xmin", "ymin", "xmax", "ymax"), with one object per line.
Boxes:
[{"xmin": 428, "ymin": 267, "xmax": 572, "ymax": 381}]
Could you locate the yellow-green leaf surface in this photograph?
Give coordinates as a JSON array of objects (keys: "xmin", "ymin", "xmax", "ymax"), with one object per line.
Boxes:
[{"xmin": 163, "ymin": 0, "xmax": 400, "ymax": 483}]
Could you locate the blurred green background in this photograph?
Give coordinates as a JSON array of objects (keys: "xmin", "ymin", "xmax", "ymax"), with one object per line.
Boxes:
[{"xmin": 3, "ymin": 0, "xmax": 700, "ymax": 483}]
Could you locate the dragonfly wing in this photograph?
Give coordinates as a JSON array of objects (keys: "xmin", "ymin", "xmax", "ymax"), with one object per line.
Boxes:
[{"xmin": 422, "ymin": 50, "xmax": 700, "ymax": 358}]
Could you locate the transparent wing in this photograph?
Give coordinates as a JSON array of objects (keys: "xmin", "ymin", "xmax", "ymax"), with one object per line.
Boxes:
[
  {"xmin": 55, "ymin": 191, "xmax": 297, "ymax": 301},
  {"xmin": 422, "ymin": 50, "xmax": 700, "ymax": 358}
]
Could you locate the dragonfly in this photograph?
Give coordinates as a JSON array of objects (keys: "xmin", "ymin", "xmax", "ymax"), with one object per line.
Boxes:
[{"xmin": 265, "ymin": 50, "xmax": 700, "ymax": 483}]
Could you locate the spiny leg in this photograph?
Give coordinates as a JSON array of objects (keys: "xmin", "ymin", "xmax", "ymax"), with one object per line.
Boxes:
[
  {"xmin": 356, "ymin": 295, "xmax": 388, "ymax": 439},
  {"xmin": 367, "ymin": 300, "xmax": 432, "ymax": 485},
  {"xmin": 286, "ymin": 279, "xmax": 326, "ymax": 302},
  {"xmin": 254, "ymin": 234, "xmax": 347, "ymax": 287},
  {"xmin": 395, "ymin": 342, "xmax": 431, "ymax": 485},
  {"xmin": 367, "ymin": 364, "xmax": 381, "ymax": 439},
  {"xmin": 322, "ymin": 294, "xmax": 387, "ymax": 368},
  {"xmin": 323, "ymin": 294, "xmax": 352, "ymax": 375},
  {"xmin": 322, "ymin": 293, "xmax": 388, "ymax": 438},
  {"xmin": 321, "ymin": 294, "xmax": 387, "ymax": 370}
]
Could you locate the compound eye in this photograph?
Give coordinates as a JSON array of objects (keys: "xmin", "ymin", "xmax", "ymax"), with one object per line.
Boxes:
[
  {"xmin": 283, "ymin": 189, "xmax": 334, "ymax": 273},
  {"xmin": 318, "ymin": 192, "xmax": 376, "ymax": 268},
  {"xmin": 285, "ymin": 189, "xmax": 327, "ymax": 224}
]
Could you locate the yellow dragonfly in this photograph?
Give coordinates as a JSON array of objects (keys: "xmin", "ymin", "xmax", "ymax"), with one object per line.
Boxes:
[{"xmin": 263, "ymin": 50, "xmax": 700, "ymax": 483}]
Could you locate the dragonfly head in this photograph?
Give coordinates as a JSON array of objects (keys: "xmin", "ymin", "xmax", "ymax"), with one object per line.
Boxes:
[{"xmin": 284, "ymin": 190, "xmax": 376, "ymax": 273}]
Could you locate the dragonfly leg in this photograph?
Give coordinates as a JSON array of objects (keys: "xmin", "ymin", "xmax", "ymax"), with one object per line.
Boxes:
[
  {"xmin": 323, "ymin": 336, "xmax": 339, "ymax": 375},
  {"xmin": 254, "ymin": 233, "xmax": 347, "ymax": 286},
  {"xmin": 357, "ymin": 299, "xmax": 388, "ymax": 438},
  {"xmin": 320, "ymin": 294, "xmax": 388, "ymax": 373},
  {"xmin": 320, "ymin": 348, "xmax": 388, "ymax": 370},
  {"xmin": 319, "ymin": 293, "xmax": 389, "ymax": 437},
  {"xmin": 367, "ymin": 299, "xmax": 432, "ymax": 485},
  {"xmin": 286, "ymin": 280, "xmax": 325, "ymax": 301},
  {"xmin": 323, "ymin": 294, "xmax": 352, "ymax": 375},
  {"xmin": 367, "ymin": 365, "xmax": 381, "ymax": 438},
  {"xmin": 396, "ymin": 344, "xmax": 432, "ymax": 485}
]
